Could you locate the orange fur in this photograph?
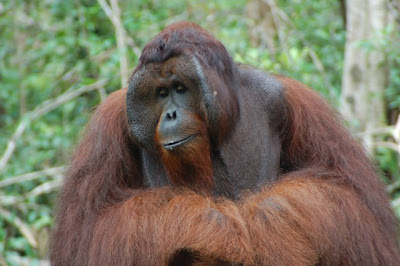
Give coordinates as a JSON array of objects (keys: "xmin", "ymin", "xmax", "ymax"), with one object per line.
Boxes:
[
  {"xmin": 50, "ymin": 84, "xmax": 400, "ymax": 265},
  {"xmin": 155, "ymin": 113, "xmax": 213, "ymax": 194}
]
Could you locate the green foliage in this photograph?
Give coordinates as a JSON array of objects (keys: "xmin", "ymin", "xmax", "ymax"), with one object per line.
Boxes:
[
  {"xmin": 385, "ymin": 26, "xmax": 400, "ymax": 110},
  {"xmin": 0, "ymin": 0, "xmax": 399, "ymax": 262},
  {"xmin": 353, "ymin": 24, "xmax": 400, "ymax": 212}
]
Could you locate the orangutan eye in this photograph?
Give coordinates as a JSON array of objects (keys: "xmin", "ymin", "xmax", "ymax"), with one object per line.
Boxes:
[
  {"xmin": 158, "ymin": 88, "xmax": 169, "ymax": 98},
  {"xmin": 176, "ymin": 85, "xmax": 187, "ymax": 94}
]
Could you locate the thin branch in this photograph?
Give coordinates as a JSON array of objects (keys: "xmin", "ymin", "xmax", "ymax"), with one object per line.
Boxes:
[
  {"xmin": 372, "ymin": 141, "xmax": 400, "ymax": 153},
  {"xmin": 30, "ymin": 79, "xmax": 108, "ymax": 121},
  {"xmin": 392, "ymin": 114, "xmax": 400, "ymax": 142},
  {"xmin": 0, "ymin": 80, "xmax": 107, "ymax": 174},
  {"xmin": 270, "ymin": 1, "xmax": 330, "ymax": 94},
  {"xmin": 369, "ymin": 114, "xmax": 400, "ymax": 196},
  {"xmin": 110, "ymin": 0, "xmax": 129, "ymax": 86},
  {"xmin": 97, "ymin": 87, "xmax": 108, "ymax": 102},
  {"xmin": 387, "ymin": 180, "xmax": 400, "ymax": 194},
  {"xmin": 97, "ymin": 0, "xmax": 113, "ymax": 23},
  {"xmin": 0, "ymin": 178, "xmax": 61, "ymax": 206},
  {"xmin": 2, "ymin": 256, "xmax": 49, "ymax": 266},
  {"xmin": 264, "ymin": 0, "xmax": 289, "ymax": 56},
  {"xmin": 27, "ymin": 179, "xmax": 61, "ymax": 198},
  {"xmin": 392, "ymin": 197, "xmax": 400, "ymax": 209},
  {"xmin": 357, "ymin": 126, "xmax": 394, "ymax": 137},
  {"xmin": 0, "ymin": 194, "xmax": 20, "ymax": 206},
  {"xmin": 0, "ymin": 166, "xmax": 64, "ymax": 188},
  {"xmin": 126, "ymin": 35, "xmax": 142, "ymax": 57},
  {"xmin": 97, "ymin": 0, "xmax": 129, "ymax": 87},
  {"xmin": 0, "ymin": 119, "xmax": 30, "ymax": 175},
  {"xmin": 96, "ymin": 0, "xmax": 141, "ymax": 57},
  {"xmin": 0, "ymin": 207, "xmax": 37, "ymax": 248}
]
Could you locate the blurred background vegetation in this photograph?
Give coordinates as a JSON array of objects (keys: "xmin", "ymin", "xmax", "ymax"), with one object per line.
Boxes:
[{"xmin": 0, "ymin": 0, "xmax": 399, "ymax": 264}]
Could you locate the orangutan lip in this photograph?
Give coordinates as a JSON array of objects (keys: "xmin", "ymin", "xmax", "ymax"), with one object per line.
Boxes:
[{"xmin": 163, "ymin": 134, "xmax": 196, "ymax": 150}]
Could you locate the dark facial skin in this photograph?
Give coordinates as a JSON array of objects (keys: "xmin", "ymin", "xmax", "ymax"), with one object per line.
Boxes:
[
  {"xmin": 127, "ymin": 56, "xmax": 215, "ymax": 193},
  {"xmin": 157, "ymin": 84, "xmax": 199, "ymax": 150},
  {"xmin": 127, "ymin": 56, "xmax": 208, "ymax": 155}
]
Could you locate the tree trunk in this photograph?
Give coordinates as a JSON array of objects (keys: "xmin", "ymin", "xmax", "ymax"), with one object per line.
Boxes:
[{"xmin": 340, "ymin": 0, "xmax": 389, "ymax": 151}]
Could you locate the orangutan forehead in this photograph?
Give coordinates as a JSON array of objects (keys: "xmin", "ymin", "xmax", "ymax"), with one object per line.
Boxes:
[
  {"xmin": 148, "ymin": 56, "xmax": 200, "ymax": 75},
  {"xmin": 130, "ymin": 56, "xmax": 205, "ymax": 86}
]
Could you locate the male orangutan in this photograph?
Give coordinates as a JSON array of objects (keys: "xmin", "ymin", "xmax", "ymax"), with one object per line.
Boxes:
[{"xmin": 50, "ymin": 21, "xmax": 400, "ymax": 265}]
